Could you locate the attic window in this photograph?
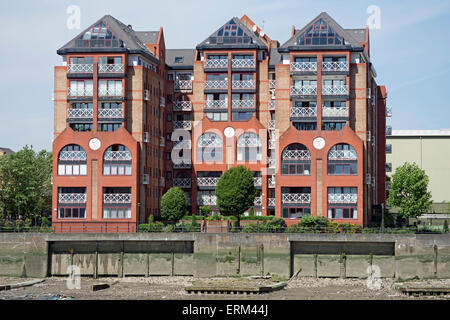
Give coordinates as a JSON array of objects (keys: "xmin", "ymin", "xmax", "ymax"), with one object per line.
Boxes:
[
  {"xmin": 174, "ymin": 57, "xmax": 183, "ymax": 63},
  {"xmin": 75, "ymin": 20, "xmax": 121, "ymax": 48},
  {"xmin": 297, "ymin": 18, "xmax": 343, "ymax": 46},
  {"xmin": 208, "ymin": 19, "xmax": 252, "ymax": 45}
]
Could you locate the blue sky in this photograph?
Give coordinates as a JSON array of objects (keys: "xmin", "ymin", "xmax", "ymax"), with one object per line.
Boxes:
[{"xmin": 1, "ymin": 0, "xmax": 449, "ymax": 152}]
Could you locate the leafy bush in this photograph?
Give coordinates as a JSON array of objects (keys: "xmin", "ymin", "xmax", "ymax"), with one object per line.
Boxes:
[
  {"xmin": 161, "ymin": 187, "xmax": 187, "ymax": 222},
  {"xmin": 241, "ymin": 217, "xmax": 286, "ymax": 233},
  {"xmin": 444, "ymin": 220, "xmax": 449, "ymax": 233},
  {"xmin": 138, "ymin": 222, "xmax": 165, "ymax": 232},
  {"xmin": 199, "ymin": 206, "xmax": 211, "ymax": 217},
  {"xmin": 297, "ymin": 215, "xmax": 329, "ymax": 232}
]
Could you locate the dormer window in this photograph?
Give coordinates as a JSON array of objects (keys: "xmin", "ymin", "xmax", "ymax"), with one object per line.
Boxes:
[
  {"xmin": 298, "ymin": 18, "xmax": 343, "ymax": 46},
  {"xmin": 174, "ymin": 57, "xmax": 183, "ymax": 63}
]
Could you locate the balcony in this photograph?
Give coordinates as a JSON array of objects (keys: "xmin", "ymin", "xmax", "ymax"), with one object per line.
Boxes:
[
  {"xmin": 268, "ymin": 159, "xmax": 276, "ymax": 168},
  {"xmin": 98, "ymin": 63, "xmax": 124, "ymax": 74},
  {"xmin": 59, "ymin": 150, "xmax": 87, "ymax": 161},
  {"xmin": 104, "ymin": 150, "xmax": 132, "ymax": 161},
  {"xmin": 98, "ymin": 108, "xmax": 123, "ymax": 119},
  {"xmin": 386, "ymin": 125, "xmax": 392, "ymax": 135},
  {"xmin": 143, "ymin": 89, "xmax": 150, "ymax": 101},
  {"xmin": 269, "ymin": 80, "xmax": 276, "ymax": 89},
  {"xmin": 160, "ymin": 97, "xmax": 165, "ymax": 107},
  {"xmin": 290, "ymin": 107, "xmax": 317, "ymax": 118},
  {"xmin": 254, "ymin": 195, "xmax": 262, "ymax": 206},
  {"xmin": 197, "ymin": 195, "xmax": 217, "ymax": 206},
  {"xmin": 290, "ymin": 85, "xmax": 317, "ymax": 97},
  {"xmin": 231, "ymin": 100, "xmax": 255, "ymax": 110},
  {"xmin": 232, "ymin": 80, "xmax": 255, "ymax": 90},
  {"xmin": 268, "ymin": 120, "xmax": 276, "ymax": 130},
  {"xmin": 386, "ymin": 144, "xmax": 392, "ymax": 153},
  {"xmin": 322, "ymin": 85, "xmax": 348, "ymax": 96},
  {"xmin": 98, "ymin": 87, "xmax": 123, "ymax": 98},
  {"xmin": 174, "ymin": 80, "xmax": 193, "ymax": 92},
  {"xmin": 322, "ymin": 107, "xmax": 349, "ymax": 118},
  {"xmin": 197, "ymin": 177, "xmax": 220, "ymax": 188},
  {"xmin": 281, "ymin": 193, "xmax": 311, "ymax": 204},
  {"xmin": 322, "ymin": 61, "xmax": 349, "ymax": 73},
  {"xmin": 290, "ymin": 62, "xmax": 317, "ymax": 73},
  {"xmin": 386, "ymin": 106, "xmax": 392, "ymax": 117},
  {"xmin": 173, "ymin": 121, "xmax": 192, "ymax": 130},
  {"xmin": 173, "ymin": 101, "xmax": 192, "ymax": 111},
  {"xmin": 103, "ymin": 193, "xmax": 131, "ymax": 204},
  {"xmin": 268, "ymin": 175, "xmax": 275, "ymax": 188},
  {"xmin": 173, "ymin": 178, "xmax": 191, "ymax": 188},
  {"xmin": 327, "ymin": 193, "xmax": 357, "ymax": 204},
  {"xmin": 67, "ymin": 108, "xmax": 93, "ymax": 119},
  {"xmin": 159, "ymin": 137, "xmax": 165, "ymax": 147},
  {"xmin": 282, "ymin": 149, "xmax": 311, "ymax": 161},
  {"xmin": 267, "ymin": 198, "xmax": 275, "ymax": 207},
  {"xmin": 159, "ymin": 177, "xmax": 165, "ymax": 187},
  {"xmin": 253, "ymin": 177, "xmax": 262, "ymax": 187},
  {"xmin": 67, "ymin": 87, "xmax": 93, "ymax": 98},
  {"xmin": 205, "ymin": 80, "xmax": 228, "ymax": 90},
  {"xmin": 204, "ymin": 100, "xmax": 227, "ymax": 110},
  {"xmin": 328, "ymin": 150, "xmax": 357, "ymax": 160},
  {"xmin": 268, "ymin": 139, "xmax": 276, "ymax": 149},
  {"xmin": 268, "ymin": 100, "xmax": 275, "ymax": 110},
  {"xmin": 173, "ymin": 160, "xmax": 191, "ymax": 169},
  {"xmin": 58, "ymin": 193, "xmax": 86, "ymax": 204},
  {"xmin": 231, "ymin": 59, "xmax": 255, "ymax": 69},
  {"xmin": 204, "ymin": 59, "xmax": 228, "ymax": 70},
  {"xmin": 67, "ymin": 64, "xmax": 93, "ymax": 73}
]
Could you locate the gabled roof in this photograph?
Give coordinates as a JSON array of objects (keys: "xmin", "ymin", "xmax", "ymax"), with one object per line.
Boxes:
[
  {"xmin": 279, "ymin": 12, "xmax": 364, "ymax": 52},
  {"xmin": 135, "ymin": 31, "xmax": 160, "ymax": 44},
  {"xmin": 197, "ymin": 17, "xmax": 267, "ymax": 50},
  {"xmin": 269, "ymin": 47, "xmax": 282, "ymax": 69},
  {"xmin": 57, "ymin": 15, "xmax": 160, "ymax": 64},
  {"xmin": 166, "ymin": 49, "xmax": 195, "ymax": 69},
  {"xmin": 0, "ymin": 147, "xmax": 14, "ymax": 155}
]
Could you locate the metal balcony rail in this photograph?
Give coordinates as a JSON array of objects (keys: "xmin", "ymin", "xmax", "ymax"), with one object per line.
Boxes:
[
  {"xmin": 322, "ymin": 61, "xmax": 349, "ymax": 72},
  {"xmin": 160, "ymin": 137, "xmax": 165, "ymax": 147},
  {"xmin": 386, "ymin": 126, "xmax": 392, "ymax": 135},
  {"xmin": 386, "ymin": 144, "xmax": 392, "ymax": 153},
  {"xmin": 282, "ymin": 149, "xmax": 311, "ymax": 161},
  {"xmin": 231, "ymin": 100, "xmax": 255, "ymax": 109},
  {"xmin": 173, "ymin": 101, "xmax": 192, "ymax": 111},
  {"xmin": 58, "ymin": 193, "xmax": 87, "ymax": 203},
  {"xmin": 98, "ymin": 63, "xmax": 124, "ymax": 73},
  {"xmin": 59, "ymin": 150, "xmax": 87, "ymax": 161},
  {"xmin": 197, "ymin": 177, "xmax": 220, "ymax": 187},
  {"xmin": 268, "ymin": 175, "xmax": 275, "ymax": 188},
  {"xmin": 197, "ymin": 195, "xmax": 217, "ymax": 206},
  {"xmin": 267, "ymin": 198, "xmax": 276, "ymax": 207},
  {"xmin": 143, "ymin": 89, "xmax": 150, "ymax": 101},
  {"xmin": 173, "ymin": 161, "xmax": 192, "ymax": 169},
  {"xmin": 160, "ymin": 97, "xmax": 165, "ymax": 107},
  {"xmin": 290, "ymin": 85, "xmax": 317, "ymax": 96},
  {"xmin": 103, "ymin": 193, "xmax": 131, "ymax": 204},
  {"xmin": 159, "ymin": 177, "xmax": 165, "ymax": 187},
  {"xmin": 268, "ymin": 159, "xmax": 276, "ymax": 168},
  {"xmin": 173, "ymin": 121, "xmax": 192, "ymax": 130},
  {"xmin": 67, "ymin": 108, "xmax": 93, "ymax": 119},
  {"xmin": 268, "ymin": 100, "xmax": 275, "ymax": 110},
  {"xmin": 386, "ymin": 106, "xmax": 392, "ymax": 117},
  {"xmin": 253, "ymin": 177, "xmax": 262, "ymax": 187},
  {"xmin": 290, "ymin": 107, "xmax": 317, "ymax": 118},
  {"xmin": 232, "ymin": 80, "xmax": 255, "ymax": 89},
  {"xmin": 322, "ymin": 85, "xmax": 348, "ymax": 95},
  {"xmin": 254, "ymin": 196, "xmax": 262, "ymax": 206},
  {"xmin": 327, "ymin": 193, "xmax": 357, "ymax": 204},
  {"xmin": 174, "ymin": 80, "xmax": 193, "ymax": 91},
  {"xmin": 67, "ymin": 87, "xmax": 93, "ymax": 97},
  {"xmin": 98, "ymin": 108, "xmax": 123, "ymax": 118},
  {"xmin": 204, "ymin": 100, "xmax": 228, "ymax": 110},
  {"xmin": 290, "ymin": 62, "xmax": 317, "ymax": 72},
  {"xmin": 231, "ymin": 59, "xmax": 255, "ymax": 68},
  {"xmin": 328, "ymin": 150, "xmax": 357, "ymax": 160},
  {"xmin": 282, "ymin": 193, "xmax": 311, "ymax": 204},
  {"xmin": 322, "ymin": 107, "xmax": 348, "ymax": 117},
  {"xmin": 104, "ymin": 150, "xmax": 132, "ymax": 161},
  {"xmin": 205, "ymin": 80, "xmax": 228, "ymax": 89},
  {"xmin": 173, "ymin": 178, "xmax": 192, "ymax": 188},
  {"xmin": 268, "ymin": 140, "xmax": 276, "ymax": 149},
  {"xmin": 68, "ymin": 64, "xmax": 93, "ymax": 73},
  {"xmin": 204, "ymin": 59, "xmax": 228, "ymax": 69},
  {"xmin": 173, "ymin": 140, "xmax": 192, "ymax": 148},
  {"xmin": 98, "ymin": 87, "xmax": 123, "ymax": 97},
  {"xmin": 269, "ymin": 80, "xmax": 276, "ymax": 89},
  {"xmin": 198, "ymin": 135, "xmax": 222, "ymax": 147},
  {"xmin": 268, "ymin": 120, "xmax": 276, "ymax": 130}
]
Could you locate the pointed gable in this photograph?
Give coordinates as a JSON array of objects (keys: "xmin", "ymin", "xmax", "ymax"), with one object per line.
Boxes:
[{"xmin": 297, "ymin": 18, "xmax": 343, "ymax": 46}]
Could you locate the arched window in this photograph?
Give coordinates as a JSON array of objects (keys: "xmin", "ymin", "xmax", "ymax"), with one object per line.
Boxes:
[
  {"xmin": 103, "ymin": 144, "xmax": 132, "ymax": 175},
  {"xmin": 58, "ymin": 144, "xmax": 87, "ymax": 176},
  {"xmin": 327, "ymin": 143, "xmax": 357, "ymax": 175},
  {"xmin": 197, "ymin": 132, "xmax": 222, "ymax": 162},
  {"xmin": 236, "ymin": 132, "xmax": 262, "ymax": 161},
  {"xmin": 281, "ymin": 143, "xmax": 311, "ymax": 175}
]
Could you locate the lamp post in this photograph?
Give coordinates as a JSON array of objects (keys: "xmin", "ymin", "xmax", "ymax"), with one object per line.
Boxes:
[{"xmin": 16, "ymin": 201, "xmax": 22, "ymax": 232}]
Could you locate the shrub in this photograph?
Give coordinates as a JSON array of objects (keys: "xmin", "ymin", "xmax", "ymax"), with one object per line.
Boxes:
[
  {"xmin": 298, "ymin": 215, "xmax": 329, "ymax": 232},
  {"xmin": 160, "ymin": 187, "xmax": 187, "ymax": 223},
  {"xmin": 41, "ymin": 217, "xmax": 51, "ymax": 227},
  {"xmin": 199, "ymin": 206, "xmax": 211, "ymax": 217},
  {"xmin": 444, "ymin": 220, "xmax": 449, "ymax": 233},
  {"xmin": 241, "ymin": 218, "xmax": 286, "ymax": 233}
]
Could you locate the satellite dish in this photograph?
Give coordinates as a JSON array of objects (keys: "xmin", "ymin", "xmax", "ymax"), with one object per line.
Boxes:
[
  {"xmin": 252, "ymin": 25, "xmax": 257, "ymax": 32},
  {"xmin": 259, "ymin": 30, "xmax": 265, "ymax": 37}
]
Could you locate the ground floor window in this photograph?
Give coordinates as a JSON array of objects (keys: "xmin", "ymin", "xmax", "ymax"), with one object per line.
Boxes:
[
  {"xmin": 103, "ymin": 163, "xmax": 132, "ymax": 175},
  {"xmin": 102, "ymin": 207, "xmax": 132, "ymax": 219},
  {"xmin": 282, "ymin": 206, "xmax": 311, "ymax": 219},
  {"xmin": 327, "ymin": 206, "xmax": 357, "ymax": 219},
  {"xmin": 58, "ymin": 207, "xmax": 86, "ymax": 219}
]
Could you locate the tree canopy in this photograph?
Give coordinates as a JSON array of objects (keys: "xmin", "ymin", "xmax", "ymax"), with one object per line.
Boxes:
[
  {"xmin": 387, "ymin": 162, "xmax": 432, "ymax": 218},
  {"xmin": 160, "ymin": 187, "xmax": 187, "ymax": 222}
]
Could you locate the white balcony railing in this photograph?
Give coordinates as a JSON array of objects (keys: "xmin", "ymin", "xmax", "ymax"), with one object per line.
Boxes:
[
  {"xmin": 174, "ymin": 80, "xmax": 192, "ymax": 91},
  {"xmin": 104, "ymin": 150, "xmax": 132, "ymax": 161},
  {"xmin": 67, "ymin": 87, "xmax": 93, "ymax": 97},
  {"xmin": 197, "ymin": 195, "xmax": 217, "ymax": 206},
  {"xmin": 386, "ymin": 106, "xmax": 392, "ymax": 117},
  {"xmin": 67, "ymin": 108, "xmax": 93, "ymax": 119},
  {"xmin": 204, "ymin": 59, "xmax": 228, "ymax": 69},
  {"xmin": 328, "ymin": 150, "xmax": 357, "ymax": 161},
  {"xmin": 322, "ymin": 107, "xmax": 349, "ymax": 117},
  {"xmin": 231, "ymin": 100, "xmax": 255, "ymax": 109},
  {"xmin": 322, "ymin": 85, "xmax": 348, "ymax": 96},
  {"xmin": 143, "ymin": 89, "xmax": 150, "ymax": 101},
  {"xmin": 98, "ymin": 64, "xmax": 124, "ymax": 73},
  {"xmin": 232, "ymin": 80, "xmax": 255, "ymax": 89},
  {"xmin": 197, "ymin": 177, "xmax": 220, "ymax": 187},
  {"xmin": 98, "ymin": 87, "xmax": 123, "ymax": 97},
  {"xmin": 282, "ymin": 193, "xmax": 311, "ymax": 204},
  {"xmin": 160, "ymin": 97, "xmax": 165, "ymax": 107},
  {"xmin": 205, "ymin": 80, "xmax": 228, "ymax": 89},
  {"xmin": 173, "ymin": 178, "xmax": 191, "ymax": 188},
  {"xmin": 386, "ymin": 126, "xmax": 392, "ymax": 135},
  {"xmin": 98, "ymin": 108, "xmax": 123, "ymax": 119},
  {"xmin": 269, "ymin": 80, "xmax": 276, "ymax": 89},
  {"xmin": 322, "ymin": 61, "xmax": 349, "ymax": 72},
  {"xmin": 268, "ymin": 120, "xmax": 276, "ymax": 130},
  {"xmin": 231, "ymin": 59, "xmax": 255, "ymax": 68},
  {"xmin": 268, "ymin": 139, "xmax": 276, "ymax": 149},
  {"xmin": 268, "ymin": 100, "xmax": 275, "ymax": 110},
  {"xmin": 268, "ymin": 159, "xmax": 276, "ymax": 168},
  {"xmin": 67, "ymin": 64, "xmax": 93, "ymax": 73},
  {"xmin": 173, "ymin": 121, "xmax": 192, "ymax": 130},
  {"xmin": 290, "ymin": 85, "xmax": 317, "ymax": 96},
  {"xmin": 103, "ymin": 193, "xmax": 131, "ymax": 204},
  {"xmin": 290, "ymin": 107, "xmax": 317, "ymax": 118},
  {"xmin": 59, "ymin": 150, "xmax": 87, "ymax": 161},
  {"xmin": 204, "ymin": 100, "xmax": 227, "ymax": 110},
  {"xmin": 173, "ymin": 101, "xmax": 192, "ymax": 111},
  {"xmin": 268, "ymin": 175, "xmax": 275, "ymax": 188},
  {"xmin": 290, "ymin": 62, "xmax": 317, "ymax": 72},
  {"xmin": 328, "ymin": 193, "xmax": 357, "ymax": 204},
  {"xmin": 253, "ymin": 177, "xmax": 262, "ymax": 187},
  {"xmin": 267, "ymin": 198, "xmax": 276, "ymax": 207},
  {"xmin": 254, "ymin": 195, "xmax": 262, "ymax": 206},
  {"xmin": 282, "ymin": 149, "xmax": 311, "ymax": 161},
  {"xmin": 58, "ymin": 193, "xmax": 86, "ymax": 204}
]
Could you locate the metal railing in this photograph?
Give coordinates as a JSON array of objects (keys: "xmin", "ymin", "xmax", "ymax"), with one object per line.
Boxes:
[
  {"xmin": 322, "ymin": 85, "xmax": 348, "ymax": 95},
  {"xmin": 197, "ymin": 195, "xmax": 217, "ymax": 206},
  {"xmin": 322, "ymin": 61, "xmax": 349, "ymax": 72},
  {"xmin": 205, "ymin": 80, "xmax": 228, "ymax": 89},
  {"xmin": 322, "ymin": 107, "xmax": 348, "ymax": 117},
  {"xmin": 98, "ymin": 63, "xmax": 124, "ymax": 73},
  {"xmin": 327, "ymin": 193, "xmax": 358, "ymax": 204},
  {"xmin": 268, "ymin": 176, "xmax": 275, "ymax": 188},
  {"xmin": 98, "ymin": 108, "xmax": 123, "ymax": 119},
  {"xmin": 174, "ymin": 80, "xmax": 193, "ymax": 91},
  {"xmin": 254, "ymin": 196, "xmax": 262, "ymax": 206},
  {"xmin": 143, "ymin": 89, "xmax": 150, "ymax": 101},
  {"xmin": 269, "ymin": 80, "xmax": 276, "ymax": 89},
  {"xmin": 386, "ymin": 106, "xmax": 392, "ymax": 117},
  {"xmin": 232, "ymin": 80, "xmax": 255, "ymax": 89},
  {"xmin": 98, "ymin": 87, "xmax": 123, "ymax": 97},
  {"xmin": 103, "ymin": 193, "xmax": 131, "ymax": 204},
  {"xmin": 67, "ymin": 87, "xmax": 93, "ymax": 97},
  {"xmin": 268, "ymin": 120, "xmax": 276, "ymax": 130},
  {"xmin": 58, "ymin": 193, "xmax": 87, "ymax": 203},
  {"xmin": 282, "ymin": 149, "xmax": 311, "ymax": 161},
  {"xmin": 104, "ymin": 150, "xmax": 132, "ymax": 161},
  {"xmin": 253, "ymin": 177, "xmax": 262, "ymax": 187},
  {"xmin": 173, "ymin": 101, "xmax": 192, "ymax": 111},
  {"xmin": 173, "ymin": 178, "xmax": 191, "ymax": 188},
  {"xmin": 268, "ymin": 100, "xmax": 275, "ymax": 110},
  {"xmin": 290, "ymin": 85, "xmax": 317, "ymax": 96},
  {"xmin": 59, "ymin": 150, "xmax": 87, "ymax": 161},
  {"xmin": 290, "ymin": 61, "xmax": 317, "ymax": 72},
  {"xmin": 290, "ymin": 107, "xmax": 317, "ymax": 118},
  {"xmin": 204, "ymin": 59, "xmax": 228, "ymax": 69},
  {"xmin": 173, "ymin": 161, "xmax": 192, "ymax": 169},
  {"xmin": 67, "ymin": 108, "xmax": 93, "ymax": 119},
  {"xmin": 160, "ymin": 137, "xmax": 165, "ymax": 147},
  {"xmin": 231, "ymin": 100, "xmax": 255, "ymax": 109},
  {"xmin": 328, "ymin": 150, "xmax": 357, "ymax": 160},
  {"xmin": 173, "ymin": 121, "xmax": 192, "ymax": 130},
  {"xmin": 267, "ymin": 198, "xmax": 276, "ymax": 207},
  {"xmin": 282, "ymin": 193, "xmax": 311, "ymax": 204},
  {"xmin": 68, "ymin": 64, "xmax": 93, "ymax": 73},
  {"xmin": 231, "ymin": 59, "xmax": 255, "ymax": 68},
  {"xmin": 197, "ymin": 177, "xmax": 220, "ymax": 187},
  {"xmin": 204, "ymin": 100, "xmax": 227, "ymax": 110}
]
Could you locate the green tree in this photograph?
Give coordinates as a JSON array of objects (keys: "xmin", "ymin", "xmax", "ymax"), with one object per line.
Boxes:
[
  {"xmin": 0, "ymin": 146, "xmax": 52, "ymax": 222},
  {"xmin": 387, "ymin": 162, "xmax": 432, "ymax": 219},
  {"xmin": 160, "ymin": 187, "xmax": 187, "ymax": 223},
  {"xmin": 215, "ymin": 165, "xmax": 257, "ymax": 228}
]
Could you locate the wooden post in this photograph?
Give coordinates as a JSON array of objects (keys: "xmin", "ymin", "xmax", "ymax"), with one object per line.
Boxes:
[
  {"xmin": 314, "ymin": 254, "xmax": 318, "ymax": 278},
  {"xmin": 434, "ymin": 244, "xmax": 438, "ymax": 277},
  {"xmin": 237, "ymin": 245, "xmax": 241, "ymax": 275},
  {"xmin": 171, "ymin": 252, "xmax": 175, "ymax": 276},
  {"xmin": 145, "ymin": 253, "xmax": 149, "ymax": 277},
  {"xmin": 340, "ymin": 253, "xmax": 346, "ymax": 279},
  {"xmin": 94, "ymin": 242, "xmax": 98, "ymax": 279},
  {"xmin": 260, "ymin": 244, "xmax": 264, "ymax": 276}
]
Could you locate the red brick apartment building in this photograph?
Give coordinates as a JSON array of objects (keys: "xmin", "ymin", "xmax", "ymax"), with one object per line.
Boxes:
[{"xmin": 52, "ymin": 12, "xmax": 388, "ymax": 232}]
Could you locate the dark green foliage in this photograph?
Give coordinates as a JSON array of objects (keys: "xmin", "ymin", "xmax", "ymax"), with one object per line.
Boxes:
[
  {"xmin": 160, "ymin": 187, "xmax": 187, "ymax": 222},
  {"xmin": 241, "ymin": 217, "xmax": 286, "ymax": 233},
  {"xmin": 199, "ymin": 206, "xmax": 211, "ymax": 217},
  {"xmin": 444, "ymin": 220, "xmax": 449, "ymax": 233}
]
